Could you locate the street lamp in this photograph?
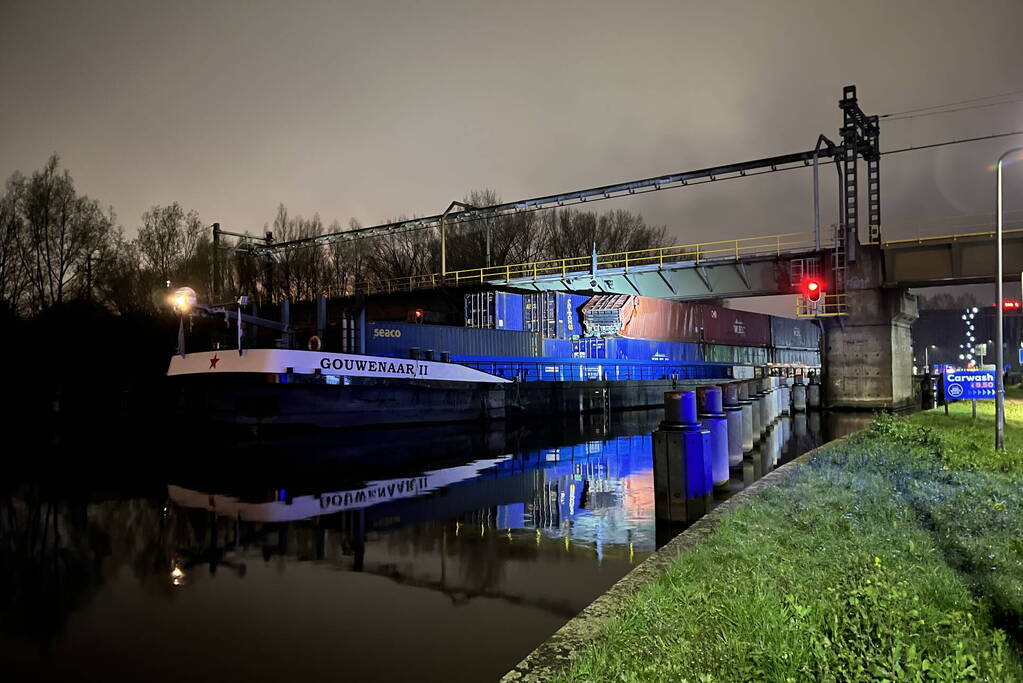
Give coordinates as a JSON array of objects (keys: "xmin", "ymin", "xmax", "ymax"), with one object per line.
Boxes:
[
  {"xmin": 924, "ymin": 344, "xmax": 936, "ymax": 373},
  {"xmin": 995, "ymin": 146, "xmax": 1023, "ymax": 450}
]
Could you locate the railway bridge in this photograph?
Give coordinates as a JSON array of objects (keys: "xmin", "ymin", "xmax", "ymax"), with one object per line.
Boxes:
[{"xmin": 230, "ymin": 85, "xmax": 1023, "ymax": 411}]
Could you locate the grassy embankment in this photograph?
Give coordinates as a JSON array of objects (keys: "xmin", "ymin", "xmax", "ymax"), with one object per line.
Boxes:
[{"xmin": 556, "ymin": 397, "xmax": 1023, "ymax": 681}]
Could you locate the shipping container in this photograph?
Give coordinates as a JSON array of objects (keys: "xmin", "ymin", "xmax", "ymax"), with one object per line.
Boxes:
[
  {"xmin": 572, "ymin": 337, "xmax": 607, "ymax": 358},
  {"xmin": 464, "ymin": 291, "xmax": 524, "ymax": 330},
  {"xmin": 702, "ymin": 344, "xmax": 769, "ymax": 364},
  {"xmin": 699, "ymin": 305, "xmax": 771, "ymax": 347},
  {"xmin": 582, "ymin": 295, "xmax": 702, "ymax": 342},
  {"xmin": 572, "ymin": 336, "xmax": 703, "ymax": 362},
  {"xmin": 581, "ymin": 295, "xmax": 635, "ymax": 336},
  {"xmin": 524, "ymin": 292, "xmax": 590, "ymax": 339},
  {"xmin": 542, "ymin": 338, "xmax": 575, "ymax": 358},
  {"xmin": 365, "ymin": 321, "xmax": 540, "ymax": 358},
  {"xmin": 770, "ymin": 316, "xmax": 821, "ymax": 350},
  {"xmin": 771, "ymin": 348, "xmax": 821, "ymax": 366}
]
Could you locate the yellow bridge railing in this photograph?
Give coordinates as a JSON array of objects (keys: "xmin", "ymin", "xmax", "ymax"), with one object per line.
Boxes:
[
  {"xmin": 882, "ymin": 226, "xmax": 1023, "ymax": 247},
  {"xmin": 358, "ymin": 231, "xmax": 815, "ymax": 294}
]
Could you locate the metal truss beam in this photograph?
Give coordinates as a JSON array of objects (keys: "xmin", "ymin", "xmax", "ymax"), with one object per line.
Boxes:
[{"xmin": 493, "ymin": 254, "xmax": 806, "ymax": 301}]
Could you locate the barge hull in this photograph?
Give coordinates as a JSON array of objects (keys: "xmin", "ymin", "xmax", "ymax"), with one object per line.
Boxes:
[{"xmin": 171, "ymin": 375, "xmax": 682, "ymax": 428}]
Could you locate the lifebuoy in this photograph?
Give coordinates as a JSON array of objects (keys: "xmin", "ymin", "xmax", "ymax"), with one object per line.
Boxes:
[{"xmin": 308, "ymin": 335, "xmax": 322, "ymax": 351}]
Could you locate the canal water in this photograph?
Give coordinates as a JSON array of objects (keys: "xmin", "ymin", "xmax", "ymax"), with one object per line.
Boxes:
[{"xmin": 1, "ymin": 410, "xmax": 868, "ymax": 682}]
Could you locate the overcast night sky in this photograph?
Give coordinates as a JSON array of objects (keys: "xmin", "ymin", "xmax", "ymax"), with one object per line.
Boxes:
[{"xmin": 2, "ymin": 0, "xmax": 1022, "ymax": 249}]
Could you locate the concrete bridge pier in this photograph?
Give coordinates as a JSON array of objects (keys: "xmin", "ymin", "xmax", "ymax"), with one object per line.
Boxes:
[{"xmin": 823, "ymin": 286, "xmax": 918, "ymax": 410}]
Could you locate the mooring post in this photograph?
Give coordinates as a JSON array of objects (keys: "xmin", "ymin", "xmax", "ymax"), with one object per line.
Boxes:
[
  {"xmin": 722, "ymin": 382, "xmax": 744, "ymax": 468},
  {"xmin": 652, "ymin": 390, "xmax": 711, "ymax": 525},
  {"xmin": 792, "ymin": 381, "xmax": 808, "ymax": 413},
  {"xmin": 738, "ymin": 380, "xmax": 754, "ymax": 453},
  {"xmin": 808, "ymin": 374, "xmax": 821, "ymax": 409},
  {"xmin": 697, "ymin": 385, "xmax": 729, "ymax": 490}
]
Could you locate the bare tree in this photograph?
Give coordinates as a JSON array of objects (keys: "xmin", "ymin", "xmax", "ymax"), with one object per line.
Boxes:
[
  {"xmin": 0, "ymin": 173, "xmax": 29, "ymax": 311},
  {"xmin": 324, "ymin": 218, "xmax": 371, "ymax": 296},
  {"xmin": 136, "ymin": 203, "xmax": 202, "ymax": 284},
  {"xmin": 16, "ymin": 155, "xmax": 114, "ymax": 313},
  {"xmin": 542, "ymin": 207, "xmax": 666, "ymax": 260},
  {"xmin": 366, "ymin": 217, "xmax": 434, "ymax": 282},
  {"xmin": 269, "ymin": 205, "xmax": 326, "ymax": 301},
  {"xmin": 93, "ymin": 230, "xmax": 151, "ymax": 313}
]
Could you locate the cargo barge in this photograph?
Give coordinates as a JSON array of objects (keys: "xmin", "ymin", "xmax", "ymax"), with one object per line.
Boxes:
[{"xmin": 166, "ymin": 289, "xmax": 821, "ymax": 428}]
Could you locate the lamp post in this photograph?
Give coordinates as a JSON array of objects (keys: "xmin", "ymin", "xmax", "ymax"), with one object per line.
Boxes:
[
  {"xmin": 924, "ymin": 344, "xmax": 936, "ymax": 373},
  {"xmin": 995, "ymin": 146, "xmax": 1023, "ymax": 450}
]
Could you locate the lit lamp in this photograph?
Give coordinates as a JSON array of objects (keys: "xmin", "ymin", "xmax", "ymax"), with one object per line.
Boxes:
[{"xmin": 170, "ymin": 286, "xmax": 197, "ymax": 313}]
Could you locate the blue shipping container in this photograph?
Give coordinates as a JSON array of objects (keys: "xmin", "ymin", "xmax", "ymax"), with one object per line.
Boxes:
[
  {"xmin": 464, "ymin": 292, "xmax": 524, "ymax": 331},
  {"xmin": 524, "ymin": 292, "xmax": 591, "ymax": 339},
  {"xmin": 453, "ymin": 355, "xmax": 730, "ymax": 382},
  {"xmin": 571, "ymin": 337, "xmax": 702, "ymax": 362},
  {"xmin": 542, "ymin": 338, "xmax": 575, "ymax": 358},
  {"xmin": 366, "ymin": 321, "xmax": 540, "ymax": 358}
]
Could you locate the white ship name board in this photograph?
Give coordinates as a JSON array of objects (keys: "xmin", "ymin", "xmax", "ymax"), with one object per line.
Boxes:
[{"xmin": 166, "ymin": 349, "xmax": 510, "ymax": 384}]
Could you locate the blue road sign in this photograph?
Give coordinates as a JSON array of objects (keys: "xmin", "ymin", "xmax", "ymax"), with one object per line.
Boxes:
[{"xmin": 944, "ymin": 370, "xmax": 997, "ymax": 400}]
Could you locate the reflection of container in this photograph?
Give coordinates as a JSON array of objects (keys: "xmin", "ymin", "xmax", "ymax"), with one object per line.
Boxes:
[{"xmin": 464, "ymin": 291, "xmax": 524, "ymax": 330}]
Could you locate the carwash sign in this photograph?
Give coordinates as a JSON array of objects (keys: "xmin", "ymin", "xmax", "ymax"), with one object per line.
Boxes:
[{"xmin": 944, "ymin": 370, "xmax": 997, "ymax": 400}]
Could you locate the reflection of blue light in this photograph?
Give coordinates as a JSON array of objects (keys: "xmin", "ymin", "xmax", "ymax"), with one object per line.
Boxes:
[{"xmin": 278, "ymin": 489, "xmax": 287, "ymax": 501}]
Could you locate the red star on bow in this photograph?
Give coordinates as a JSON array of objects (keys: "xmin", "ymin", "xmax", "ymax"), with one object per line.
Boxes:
[{"xmin": 209, "ymin": 355, "xmax": 220, "ymax": 369}]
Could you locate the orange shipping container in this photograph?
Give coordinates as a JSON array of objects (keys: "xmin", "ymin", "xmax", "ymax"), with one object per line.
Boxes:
[{"xmin": 619, "ymin": 296, "xmax": 702, "ymax": 342}]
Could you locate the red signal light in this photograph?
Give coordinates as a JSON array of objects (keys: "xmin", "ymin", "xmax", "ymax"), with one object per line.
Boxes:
[
  {"xmin": 804, "ymin": 279, "xmax": 823, "ymax": 303},
  {"xmin": 413, "ymin": 308, "xmax": 424, "ymax": 323}
]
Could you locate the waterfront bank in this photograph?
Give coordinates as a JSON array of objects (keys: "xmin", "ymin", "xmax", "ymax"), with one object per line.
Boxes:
[{"xmin": 507, "ymin": 400, "xmax": 1023, "ymax": 681}]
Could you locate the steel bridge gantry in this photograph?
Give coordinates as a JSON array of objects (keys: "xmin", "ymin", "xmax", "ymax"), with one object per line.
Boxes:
[{"xmin": 228, "ymin": 85, "xmax": 881, "ymax": 309}]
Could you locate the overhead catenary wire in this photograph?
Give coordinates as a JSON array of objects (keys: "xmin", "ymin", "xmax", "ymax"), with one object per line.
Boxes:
[
  {"xmin": 235, "ymin": 129, "xmax": 1023, "ymax": 254},
  {"xmin": 882, "ymin": 97, "xmax": 1023, "ymax": 122},
  {"xmin": 880, "ymin": 88, "xmax": 1023, "ymax": 119},
  {"xmin": 881, "ymin": 130, "xmax": 1023, "ymax": 155},
  {"xmin": 234, "ymin": 88, "xmax": 1023, "ymax": 255}
]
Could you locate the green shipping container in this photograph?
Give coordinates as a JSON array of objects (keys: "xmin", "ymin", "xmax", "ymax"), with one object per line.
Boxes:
[{"xmin": 703, "ymin": 344, "xmax": 769, "ymax": 364}]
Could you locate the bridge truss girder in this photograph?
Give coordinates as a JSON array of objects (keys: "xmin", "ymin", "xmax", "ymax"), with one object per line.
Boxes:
[
  {"xmin": 489, "ymin": 254, "xmax": 812, "ymax": 301},
  {"xmin": 883, "ymin": 231, "xmax": 1023, "ymax": 287}
]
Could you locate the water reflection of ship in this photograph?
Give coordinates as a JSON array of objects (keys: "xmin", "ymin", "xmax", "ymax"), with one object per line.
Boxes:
[
  {"xmin": 162, "ymin": 426, "xmax": 659, "ymax": 611},
  {"xmin": 168, "ymin": 433, "xmax": 656, "ymax": 545}
]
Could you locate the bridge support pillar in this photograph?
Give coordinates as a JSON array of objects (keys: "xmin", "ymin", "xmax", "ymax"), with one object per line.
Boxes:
[{"xmin": 823, "ymin": 287, "xmax": 918, "ymax": 410}]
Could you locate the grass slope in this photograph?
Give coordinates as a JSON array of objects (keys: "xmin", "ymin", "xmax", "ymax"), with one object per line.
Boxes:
[{"xmin": 556, "ymin": 399, "xmax": 1023, "ymax": 682}]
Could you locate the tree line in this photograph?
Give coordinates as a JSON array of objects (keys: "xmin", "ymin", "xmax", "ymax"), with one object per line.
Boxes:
[{"xmin": 1, "ymin": 156, "xmax": 667, "ymax": 316}]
